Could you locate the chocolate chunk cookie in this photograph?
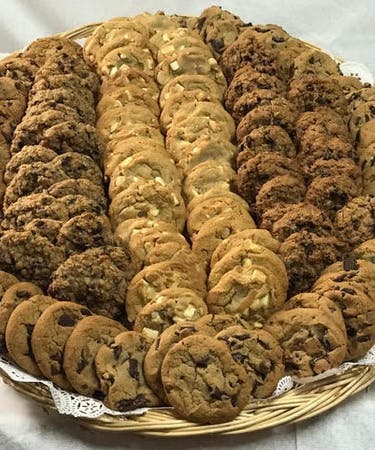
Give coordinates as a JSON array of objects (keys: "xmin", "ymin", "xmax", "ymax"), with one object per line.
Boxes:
[
  {"xmin": 5, "ymin": 295, "xmax": 57, "ymax": 376},
  {"xmin": 279, "ymin": 231, "xmax": 343, "ymax": 296},
  {"xmin": 236, "ymin": 125, "xmax": 296, "ymax": 168},
  {"xmin": 95, "ymin": 331, "xmax": 161, "ymax": 410},
  {"xmin": 49, "ymin": 246, "xmax": 137, "ymax": 322},
  {"xmin": 0, "ymin": 282, "xmax": 43, "ymax": 352},
  {"xmin": 265, "ymin": 308, "xmax": 346, "ymax": 377},
  {"xmin": 133, "ymin": 288, "xmax": 208, "ymax": 337},
  {"xmin": 269, "ymin": 202, "xmax": 333, "ymax": 241},
  {"xmin": 0, "ymin": 230, "xmax": 65, "ymax": 289},
  {"xmin": 305, "ymin": 175, "xmax": 360, "ymax": 219},
  {"xmin": 31, "ymin": 301, "xmax": 92, "ymax": 389},
  {"xmin": 354, "ymin": 239, "xmax": 375, "ymax": 264},
  {"xmin": 237, "ymin": 152, "xmax": 300, "ymax": 204},
  {"xmin": 56, "ymin": 213, "xmax": 114, "ymax": 256},
  {"xmin": 161, "ymin": 334, "xmax": 251, "ymax": 424},
  {"xmin": 290, "ymin": 49, "xmax": 340, "ymax": 80},
  {"xmin": 63, "ymin": 315, "xmax": 125, "ymax": 396},
  {"xmin": 216, "ymin": 326, "xmax": 284, "ymax": 398},
  {"xmin": 334, "ymin": 196, "xmax": 375, "ymax": 248}
]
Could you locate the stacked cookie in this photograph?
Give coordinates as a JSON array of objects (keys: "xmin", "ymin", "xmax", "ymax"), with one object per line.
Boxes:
[{"xmin": 85, "ymin": 17, "xmax": 209, "ymax": 330}]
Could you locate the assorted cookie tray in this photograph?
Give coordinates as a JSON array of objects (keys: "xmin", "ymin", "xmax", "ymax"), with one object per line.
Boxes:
[{"xmin": 0, "ymin": 6, "xmax": 374, "ymax": 431}]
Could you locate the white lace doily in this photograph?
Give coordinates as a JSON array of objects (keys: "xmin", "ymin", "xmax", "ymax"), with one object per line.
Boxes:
[{"xmin": 1, "ymin": 344, "xmax": 374, "ymax": 418}]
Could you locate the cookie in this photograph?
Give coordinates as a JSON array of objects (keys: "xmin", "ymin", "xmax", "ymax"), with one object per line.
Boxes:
[
  {"xmin": 108, "ymin": 151, "xmax": 181, "ymax": 200},
  {"xmin": 125, "ymin": 253, "xmax": 207, "ymax": 323},
  {"xmin": 236, "ymin": 99, "xmax": 297, "ymax": 142},
  {"xmin": 170, "ymin": 101, "xmax": 235, "ymax": 139},
  {"xmin": 4, "ymin": 161, "xmax": 68, "ymax": 208},
  {"xmin": 211, "ymin": 229, "xmax": 280, "ymax": 267},
  {"xmin": 0, "ymin": 56, "xmax": 39, "ymax": 89},
  {"xmin": 285, "ymin": 292, "xmax": 346, "ymax": 337},
  {"xmin": 48, "ymin": 246, "xmax": 137, "ymax": 322},
  {"xmin": 159, "ymin": 74, "xmax": 224, "ymax": 107},
  {"xmin": 106, "ymin": 124, "xmax": 164, "ymax": 151},
  {"xmin": 161, "ymin": 334, "xmax": 251, "ymax": 424},
  {"xmin": 265, "ymin": 308, "xmax": 346, "ymax": 377},
  {"xmin": 357, "ymin": 118, "xmax": 375, "ymax": 149},
  {"xmin": 109, "ymin": 181, "xmax": 186, "ymax": 232},
  {"xmin": 100, "ymin": 45, "xmax": 155, "ymax": 77},
  {"xmin": 3, "ymin": 145, "xmax": 58, "ymax": 184},
  {"xmin": 27, "ymin": 88, "xmax": 96, "ymax": 125},
  {"xmin": 104, "ymin": 138, "xmax": 168, "ymax": 177},
  {"xmin": 192, "ymin": 211, "xmax": 257, "ymax": 267},
  {"xmin": 176, "ymin": 136, "xmax": 237, "ymax": 173},
  {"xmin": 155, "ymin": 47, "xmax": 226, "ymax": 89},
  {"xmin": 53, "ymin": 152, "xmax": 103, "ymax": 185},
  {"xmin": 258, "ymin": 203, "xmax": 291, "ymax": 231},
  {"xmin": 1, "ymin": 193, "xmax": 69, "ymax": 230},
  {"xmin": 63, "ymin": 315, "xmax": 125, "ymax": 396},
  {"xmin": 133, "ymin": 288, "xmax": 208, "ymax": 336},
  {"xmin": 237, "ymin": 152, "xmax": 300, "ymax": 204},
  {"xmin": 144, "ymin": 321, "xmax": 203, "ymax": 402},
  {"xmin": 150, "ymin": 27, "xmax": 201, "ymax": 51},
  {"xmin": 0, "ymin": 230, "xmax": 65, "ymax": 289},
  {"xmin": 334, "ymin": 196, "xmax": 375, "ymax": 249},
  {"xmin": 298, "ymin": 136, "xmax": 357, "ymax": 170},
  {"xmin": 126, "ymin": 227, "xmax": 190, "ymax": 267},
  {"xmin": 0, "ymin": 282, "xmax": 43, "ymax": 352},
  {"xmin": 269, "ymin": 202, "xmax": 333, "ymax": 241},
  {"xmin": 312, "ymin": 280, "xmax": 375, "ymax": 360},
  {"xmin": 96, "ymin": 105, "xmax": 159, "ymax": 142},
  {"xmin": 347, "ymin": 86, "xmax": 375, "ymax": 112},
  {"xmin": 348, "ymin": 100, "xmax": 375, "ymax": 140},
  {"xmin": 96, "ymin": 85, "xmax": 160, "ymax": 117},
  {"xmin": 157, "ymin": 38, "xmax": 211, "ymax": 63},
  {"xmin": 254, "ymin": 174, "xmax": 306, "ymax": 216},
  {"xmin": 354, "ymin": 239, "xmax": 375, "ymax": 264},
  {"xmin": 182, "ymin": 161, "xmax": 237, "ymax": 204},
  {"xmin": 208, "ymin": 241, "xmax": 288, "ymax": 290},
  {"xmin": 54, "ymin": 193, "xmax": 105, "ymax": 219},
  {"xmin": 56, "ymin": 213, "xmax": 114, "ymax": 256},
  {"xmin": 331, "ymin": 75, "xmax": 362, "ymax": 94},
  {"xmin": 31, "ymin": 301, "xmax": 92, "ymax": 389},
  {"xmin": 236, "ymin": 125, "xmax": 296, "ymax": 168},
  {"xmin": 303, "ymin": 158, "xmax": 361, "ymax": 184},
  {"xmin": 0, "ymin": 271, "xmax": 19, "ymax": 298},
  {"xmin": 23, "ymin": 37, "xmax": 84, "ymax": 66},
  {"xmin": 100, "ymin": 68, "xmax": 159, "ymax": 99},
  {"xmin": 290, "ymin": 49, "xmax": 340, "ymax": 80},
  {"xmin": 216, "ymin": 326, "xmax": 284, "ymax": 398},
  {"xmin": 295, "ymin": 107, "xmax": 350, "ymax": 143},
  {"xmin": 195, "ymin": 314, "xmax": 252, "ymax": 334},
  {"xmin": 160, "ymin": 89, "xmax": 220, "ymax": 133},
  {"xmin": 206, "ymin": 262, "xmax": 287, "ymax": 322},
  {"xmin": 166, "ymin": 117, "xmax": 234, "ymax": 162},
  {"xmin": 4, "ymin": 295, "xmax": 57, "ymax": 376},
  {"xmin": 95, "ymin": 330, "xmax": 161, "ymax": 410},
  {"xmin": 288, "ymin": 76, "xmax": 348, "ymax": 116},
  {"xmin": 231, "ymin": 89, "xmax": 281, "ymax": 124},
  {"xmin": 187, "ymin": 192, "xmax": 251, "ymax": 239},
  {"xmin": 279, "ymin": 231, "xmax": 343, "ymax": 296},
  {"xmin": 24, "ymin": 218, "xmax": 62, "ymax": 242},
  {"xmin": 224, "ymin": 66, "xmax": 284, "ymax": 111}
]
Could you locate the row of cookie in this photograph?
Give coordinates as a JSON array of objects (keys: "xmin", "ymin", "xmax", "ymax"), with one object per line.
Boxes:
[
  {"xmin": 0, "ymin": 275, "xmax": 160, "ymax": 409},
  {"xmin": 347, "ymin": 86, "xmax": 375, "ymax": 195},
  {"xmin": 0, "ymin": 38, "xmax": 115, "ymax": 292},
  {"xmin": 86, "ymin": 18, "xmax": 211, "ymax": 327}
]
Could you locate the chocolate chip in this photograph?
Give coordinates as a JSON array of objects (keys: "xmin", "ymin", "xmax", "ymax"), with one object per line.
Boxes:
[
  {"xmin": 343, "ymin": 256, "xmax": 359, "ymax": 271},
  {"xmin": 231, "ymin": 394, "xmax": 238, "ymax": 407},
  {"xmin": 272, "ymin": 35, "xmax": 285, "ymax": 43},
  {"xmin": 210, "ymin": 387, "xmax": 225, "ymax": 400},
  {"xmin": 256, "ymin": 338, "xmax": 271, "ymax": 350},
  {"xmin": 232, "ymin": 352, "xmax": 246, "ymax": 364},
  {"xmin": 76, "ymin": 350, "xmax": 88, "ymax": 374},
  {"xmin": 234, "ymin": 333, "xmax": 249, "ymax": 341},
  {"xmin": 112, "ymin": 345, "xmax": 122, "ymax": 360},
  {"xmin": 357, "ymin": 335, "xmax": 371, "ymax": 342},
  {"xmin": 93, "ymin": 390, "xmax": 105, "ymax": 401},
  {"xmin": 57, "ymin": 313, "xmax": 76, "ymax": 327},
  {"xmin": 210, "ymin": 38, "xmax": 224, "ymax": 53},
  {"xmin": 342, "ymin": 287, "xmax": 356, "ymax": 295},
  {"xmin": 196, "ymin": 356, "xmax": 210, "ymax": 368},
  {"xmin": 128, "ymin": 358, "xmax": 139, "ymax": 379},
  {"xmin": 117, "ymin": 394, "xmax": 147, "ymax": 412},
  {"xmin": 17, "ymin": 289, "xmax": 33, "ymax": 299}
]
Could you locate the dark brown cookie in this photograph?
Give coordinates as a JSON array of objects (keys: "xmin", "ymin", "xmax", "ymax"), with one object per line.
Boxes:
[
  {"xmin": 0, "ymin": 230, "xmax": 65, "ymax": 289},
  {"xmin": 231, "ymin": 89, "xmax": 281, "ymax": 123},
  {"xmin": 216, "ymin": 325, "xmax": 285, "ymax": 398},
  {"xmin": 48, "ymin": 246, "xmax": 137, "ymax": 322},
  {"xmin": 24, "ymin": 218, "xmax": 62, "ymax": 243},
  {"xmin": 161, "ymin": 334, "xmax": 251, "ymax": 424},
  {"xmin": 279, "ymin": 231, "xmax": 343, "ymax": 296},
  {"xmin": 236, "ymin": 125, "xmax": 296, "ymax": 168},
  {"xmin": 0, "ymin": 55, "xmax": 38, "ymax": 89},
  {"xmin": 303, "ymin": 158, "xmax": 361, "ymax": 184},
  {"xmin": 305, "ymin": 175, "xmax": 360, "ymax": 219},
  {"xmin": 0, "ymin": 270, "xmax": 19, "ymax": 298},
  {"xmin": 237, "ymin": 152, "xmax": 300, "ymax": 203}
]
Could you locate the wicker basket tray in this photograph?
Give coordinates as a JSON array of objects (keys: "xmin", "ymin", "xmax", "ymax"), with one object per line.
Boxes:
[{"xmin": 1, "ymin": 20, "xmax": 374, "ymax": 436}]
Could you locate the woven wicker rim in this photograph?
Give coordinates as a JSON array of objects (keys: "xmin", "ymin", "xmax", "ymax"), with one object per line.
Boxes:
[{"xmin": 0, "ymin": 20, "xmax": 368, "ymax": 435}]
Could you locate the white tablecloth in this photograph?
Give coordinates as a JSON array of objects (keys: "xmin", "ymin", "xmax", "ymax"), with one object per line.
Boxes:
[{"xmin": 0, "ymin": 1, "xmax": 374, "ymax": 448}]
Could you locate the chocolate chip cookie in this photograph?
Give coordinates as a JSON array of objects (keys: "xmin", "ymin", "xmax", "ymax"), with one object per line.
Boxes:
[
  {"xmin": 354, "ymin": 239, "xmax": 375, "ymax": 264},
  {"xmin": 0, "ymin": 270, "xmax": 19, "ymax": 298}
]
